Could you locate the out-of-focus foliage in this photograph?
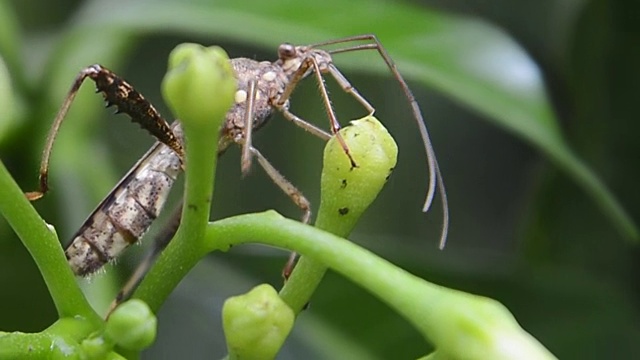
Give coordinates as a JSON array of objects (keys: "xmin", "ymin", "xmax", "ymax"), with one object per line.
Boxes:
[{"xmin": 0, "ymin": 0, "xmax": 638, "ymax": 358}]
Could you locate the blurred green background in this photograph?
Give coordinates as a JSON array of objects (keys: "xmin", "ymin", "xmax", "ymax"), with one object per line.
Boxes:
[{"xmin": 1, "ymin": 0, "xmax": 638, "ymax": 358}]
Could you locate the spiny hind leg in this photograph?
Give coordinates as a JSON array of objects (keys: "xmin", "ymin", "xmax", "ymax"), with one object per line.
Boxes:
[{"xmin": 27, "ymin": 65, "xmax": 183, "ymax": 201}]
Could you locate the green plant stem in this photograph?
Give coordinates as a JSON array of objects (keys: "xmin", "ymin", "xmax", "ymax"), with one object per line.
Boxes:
[
  {"xmin": 0, "ymin": 160, "xmax": 99, "ymax": 322},
  {"xmin": 279, "ymin": 116, "xmax": 398, "ymax": 314},
  {"xmin": 131, "ymin": 121, "xmax": 219, "ymax": 312},
  {"xmin": 0, "ymin": 317, "xmax": 102, "ymax": 358},
  {"xmin": 205, "ymin": 211, "xmax": 557, "ymax": 359},
  {"xmin": 207, "ymin": 211, "xmax": 438, "ymax": 334},
  {"xmin": 0, "ymin": 331, "xmax": 51, "ymax": 358},
  {"xmin": 278, "ymin": 257, "xmax": 326, "ymax": 314},
  {"xmin": 132, "ymin": 44, "xmax": 235, "ymax": 312},
  {"xmin": 278, "ymin": 212, "xmax": 349, "ymax": 314}
]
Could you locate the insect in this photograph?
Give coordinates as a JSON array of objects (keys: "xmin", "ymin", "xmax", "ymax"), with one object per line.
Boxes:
[{"xmin": 26, "ymin": 34, "xmax": 448, "ymax": 278}]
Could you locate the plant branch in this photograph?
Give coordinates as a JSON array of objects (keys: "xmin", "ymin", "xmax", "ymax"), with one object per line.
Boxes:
[
  {"xmin": 0, "ymin": 160, "xmax": 99, "ymax": 322},
  {"xmin": 132, "ymin": 44, "xmax": 235, "ymax": 312},
  {"xmin": 206, "ymin": 212, "xmax": 557, "ymax": 359}
]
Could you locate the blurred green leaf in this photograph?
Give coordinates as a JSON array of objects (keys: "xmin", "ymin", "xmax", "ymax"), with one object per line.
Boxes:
[
  {"xmin": 0, "ymin": 55, "xmax": 23, "ymax": 144},
  {"xmin": 0, "ymin": 0, "xmax": 22, "ymax": 86}
]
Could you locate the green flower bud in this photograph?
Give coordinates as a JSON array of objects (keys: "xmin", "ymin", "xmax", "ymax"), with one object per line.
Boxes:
[
  {"xmin": 223, "ymin": 284, "xmax": 295, "ymax": 360},
  {"xmin": 104, "ymin": 299, "xmax": 157, "ymax": 351},
  {"xmin": 432, "ymin": 294, "xmax": 556, "ymax": 360},
  {"xmin": 80, "ymin": 335, "xmax": 113, "ymax": 359},
  {"xmin": 316, "ymin": 116, "xmax": 398, "ymax": 236},
  {"xmin": 161, "ymin": 43, "xmax": 236, "ymax": 130}
]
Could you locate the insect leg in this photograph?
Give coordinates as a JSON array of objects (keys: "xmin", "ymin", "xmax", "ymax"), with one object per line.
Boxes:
[
  {"xmin": 279, "ymin": 109, "xmax": 332, "ymax": 141},
  {"xmin": 26, "ymin": 65, "xmax": 184, "ymax": 201},
  {"xmin": 249, "ymin": 146, "xmax": 310, "ymax": 277},
  {"xmin": 325, "ymin": 64, "xmax": 375, "ymax": 114},
  {"xmin": 240, "ymin": 79, "xmax": 330, "ymax": 173},
  {"xmin": 249, "ymin": 147, "xmax": 311, "ymax": 224},
  {"xmin": 240, "ymin": 80, "xmax": 257, "ymax": 175},
  {"xmin": 274, "ymin": 57, "xmax": 357, "ymax": 168}
]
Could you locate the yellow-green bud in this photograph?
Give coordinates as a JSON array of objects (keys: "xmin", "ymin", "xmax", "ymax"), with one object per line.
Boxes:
[
  {"xmin": 223, "ymin": 284, "xmax": 295, "ymax": 360},
  {"xmin": 161, "ymin": 43, "xmax": 236, "ymax": 130},
  {"xmin": 80, "ymin": 335, "xmax": 112, "ymax": 359},
  {"xmin": 104, "ymin": 299, "xmax": 157, "ymax": 351},
  {"xmin": 316, "ymin": 116, "xmax": 398, "ymax": 236}
]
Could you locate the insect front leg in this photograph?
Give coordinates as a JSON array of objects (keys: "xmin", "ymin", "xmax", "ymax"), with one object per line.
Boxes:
[
  {"xmin": 274, "ymin": 57, "xmax": 357, "ymax": 168},
  {"xmin": 231, "ymin": 77, "xmax": 310, "ymax": 277},
  {"xmin": 324, "ymin": 64, "xmax": 375, "ymax": 115},
  {"xmin": 279, "ymin": 108, "xmax": 332, "ymax": 141},
  {"xmin": 240, "ymin": 80, "xmax": 258, "ymax": 176}
]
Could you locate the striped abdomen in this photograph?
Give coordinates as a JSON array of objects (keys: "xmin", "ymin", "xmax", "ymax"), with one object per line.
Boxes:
[{"xmin": 65, "ymin": 138, "xmax": 182, "ymax": 276}]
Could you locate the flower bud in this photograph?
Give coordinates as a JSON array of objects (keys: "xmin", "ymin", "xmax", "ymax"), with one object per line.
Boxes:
[
  {"xmin": 161, "ymin": 43, "xmax": 236, "ymax": 130},
  {"xmin": 223, "ymin": 284, "xmax": 294, "ymax": 359},
  {"xmin": 316, "ymin": 116, "xmax": 398, "ymax": 236},
  {"xmin": 104, "ymin": 299, "xmax": 157, "ymax": 351}
]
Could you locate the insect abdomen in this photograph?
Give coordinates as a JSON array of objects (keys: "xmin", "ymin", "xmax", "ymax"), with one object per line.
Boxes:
[{"xmin": 66, "ymin": 143, "xmax": 182, "ymax": 276}]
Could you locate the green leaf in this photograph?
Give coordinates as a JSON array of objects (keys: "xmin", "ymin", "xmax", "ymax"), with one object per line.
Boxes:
[
  {"xmin": 0, "ymin": 1, "xmax": 23, "ymax": 86},
  {"xmin": 0, "ymin": 55, "xmax": 23, "ymax": 144},
  {"xmin": 51, "ymin": 0, "xmax": 635, "ymax": 240}
]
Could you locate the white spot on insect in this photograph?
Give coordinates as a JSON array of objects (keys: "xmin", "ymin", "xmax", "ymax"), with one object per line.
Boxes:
[
  {"xmin": 235, "ymin": 90, "xmax": 247, "ymax": 104},
  {"xmin": 262, "ymin": 71, "xmax": 277, "ymax": 82}
]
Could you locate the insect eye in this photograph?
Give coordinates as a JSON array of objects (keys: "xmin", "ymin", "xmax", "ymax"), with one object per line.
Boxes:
[{"xmin": 278, "ymin": 43, "xmax": 296, "ymax": 59}]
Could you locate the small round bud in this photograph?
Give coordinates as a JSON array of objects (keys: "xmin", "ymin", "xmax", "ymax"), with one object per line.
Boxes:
[
  {"xmin": 223, "ymin": 284, "xmax": 295, "ymax": 359},
  {"xmin": 80, "ymin": 335, "xmax": 113, "ymax": 359},
  {"xmin": 431, "ymin": 294, "xmax": 556, "ymax": 360},
  {"xmin": 104, "ymin": 299, "xmax": 157, "ymax": 351},
  {"xmin": 161, "ymin": 43, "xmax": 236, "ymax": 130}
]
